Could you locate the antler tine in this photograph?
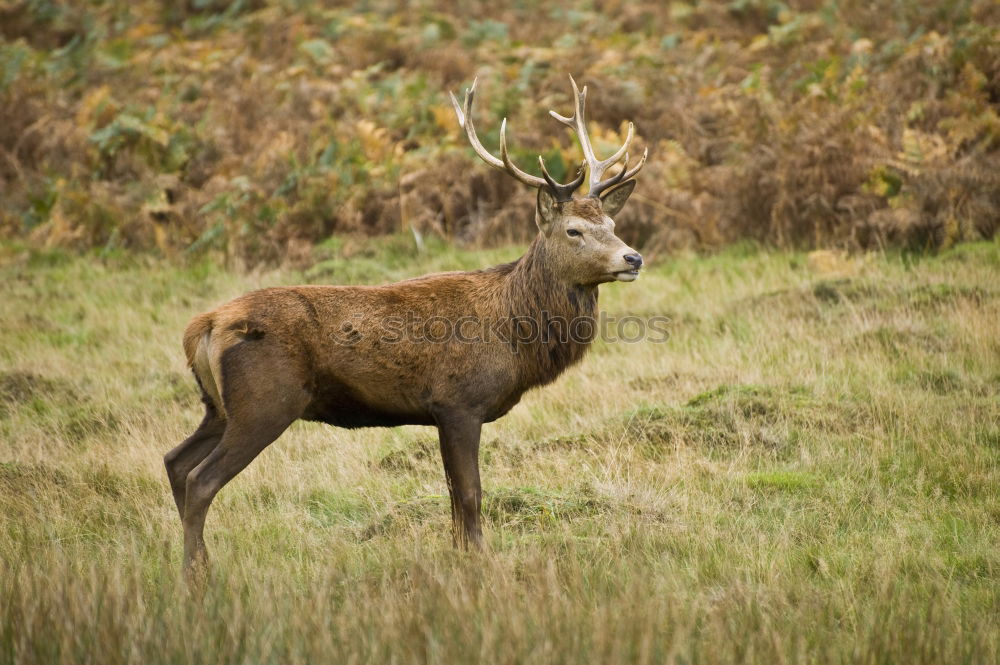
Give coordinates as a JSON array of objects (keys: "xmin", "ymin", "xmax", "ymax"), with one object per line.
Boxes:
[
  {"xmin": 499, "ymin": 118, "xmax": 548, "ymax": 189},
  {"xmin": 449, "ymin": 78, "xmax": 503, "ymax": 170},
  {"xmin": 451, "ymin": 77, "xmax": 587, "ymax": 201},
  {"xmin": 549, "ymin": 75, "xmax": 640, "ymax": 197},
  {"xmin": 620, "ymin": 146, "xmax": 648, "ymax": 182},
  {"xmin": 540, "ymin": 157, "xmax": 586, "ymax": 201},
  {"xmin": 548, "ymin": 75, "xmax": 596, "ymax": 164},
  {"xmin": 588, "ymin": 151, "xmax": 629, "ymax": 199},
  {"xmin": 588, "ymin": 147, "xmax": 649, "ymax": 199},
  {"xmin": 597, "ymin": 122, "xmax": 634, "ymax": 173}
]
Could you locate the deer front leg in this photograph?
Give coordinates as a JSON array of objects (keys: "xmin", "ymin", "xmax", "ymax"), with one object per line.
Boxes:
[{"xmin": 435, "ymin": 412, "xmax": 483, "ymax": 549}]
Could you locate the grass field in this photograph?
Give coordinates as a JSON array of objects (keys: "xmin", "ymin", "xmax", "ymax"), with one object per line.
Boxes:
[{"xmin": 1, "ymin": 237, "xmax": 998, "ymax": 664}]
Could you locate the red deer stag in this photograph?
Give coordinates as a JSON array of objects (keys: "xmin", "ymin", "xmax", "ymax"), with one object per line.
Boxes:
[{"xmin": 165, "ymin": 75, "xmax": 647, "ymax": 574}]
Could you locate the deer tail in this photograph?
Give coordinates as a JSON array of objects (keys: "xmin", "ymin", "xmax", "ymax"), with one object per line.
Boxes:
[{"xmin": 182, "ymin": 312, "xmax": 214, "ymax": 368}]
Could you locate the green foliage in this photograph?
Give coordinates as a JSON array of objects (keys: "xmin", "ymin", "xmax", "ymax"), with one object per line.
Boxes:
[{"xmin": 0, "ymin": 0, "xmax": 998, "ymax": 262}]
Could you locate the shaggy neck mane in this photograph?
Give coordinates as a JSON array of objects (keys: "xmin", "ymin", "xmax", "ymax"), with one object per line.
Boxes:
[{"xmin": 495, "ymin": 235, "xmax": 599, "ymax": 388}]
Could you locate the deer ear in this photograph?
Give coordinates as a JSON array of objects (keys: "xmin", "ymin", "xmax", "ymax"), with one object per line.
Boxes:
[
  {"xmin": 536, "ymin": 188, "xmax": 559, "ymax": 232},
  {"xmin": 599, "ymin": 179, "xmax": 636, "ymax": 217}
]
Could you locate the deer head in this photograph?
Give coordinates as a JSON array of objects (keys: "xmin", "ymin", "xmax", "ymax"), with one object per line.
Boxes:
[{"xmin": 450, "ymin": 75, "xmax": 647, "ymax": 286}]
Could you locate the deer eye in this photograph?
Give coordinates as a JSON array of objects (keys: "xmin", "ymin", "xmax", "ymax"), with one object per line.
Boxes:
[{"xmin": 566, "ymin": 229, "xmax": 582, "ymax": 238}]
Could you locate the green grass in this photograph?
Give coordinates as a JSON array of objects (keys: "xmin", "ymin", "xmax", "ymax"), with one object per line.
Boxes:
[{"xmin": 1, "ymin": 238, "xmax": 999, "ymax": 664}]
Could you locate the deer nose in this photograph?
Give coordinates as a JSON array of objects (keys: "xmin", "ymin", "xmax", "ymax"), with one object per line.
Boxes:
[{"xmin": 624, "ymin": 253, "xmax": 643, "ymax": 268}]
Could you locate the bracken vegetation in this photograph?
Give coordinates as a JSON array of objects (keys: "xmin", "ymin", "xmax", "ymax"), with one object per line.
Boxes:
[
  {"xmin": 2, "ymin": 0, "xmax": 999, "ymax": 263},
  {"xmin": 1, "ymin": 239, "xmax": 998, "ymax": 663}
]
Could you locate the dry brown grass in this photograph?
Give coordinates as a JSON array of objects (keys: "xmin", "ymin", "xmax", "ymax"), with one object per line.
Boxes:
[{"xmin": 1, "ymin": 237, "xmax": 998, "ymax": 663}]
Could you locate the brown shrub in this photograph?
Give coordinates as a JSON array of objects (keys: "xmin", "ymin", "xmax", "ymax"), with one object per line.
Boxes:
[{"xmin": 1, "ymin": 0, "xmax": 998, "ymax": 263}]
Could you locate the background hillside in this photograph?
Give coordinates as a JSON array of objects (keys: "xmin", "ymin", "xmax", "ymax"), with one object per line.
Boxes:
[{"xmin": 2, "ymin": 0, "xmax": 999, "ymax": 264}]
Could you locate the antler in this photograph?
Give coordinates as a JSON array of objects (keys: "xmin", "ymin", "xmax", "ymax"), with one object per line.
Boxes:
[
  {"xmin": 549, "ymin": 75, "xmax": 647, "ymax": 198},
  {"xmin": 450, "ymin": 77, "xmax": 586, "ymax": 202}
]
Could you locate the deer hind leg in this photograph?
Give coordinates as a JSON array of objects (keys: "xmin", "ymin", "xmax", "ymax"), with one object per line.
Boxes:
[
  {"xmin": 180, "ymin": 340, "xmax": 310, "ymax": 575},
  {"xmin": 164, "ymin": 402, "xmax": 226, "ymax": 520}
]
